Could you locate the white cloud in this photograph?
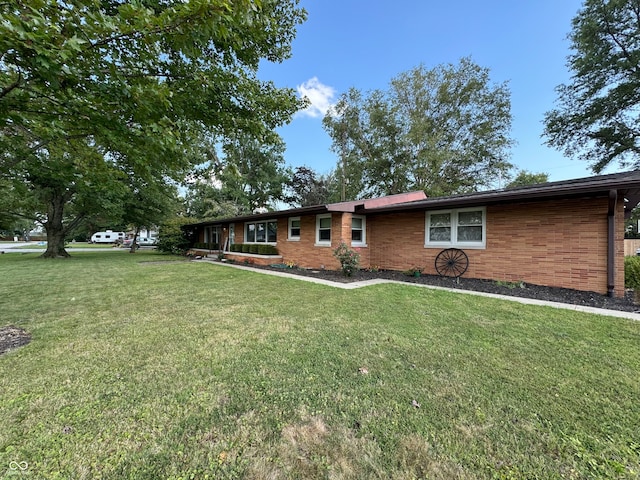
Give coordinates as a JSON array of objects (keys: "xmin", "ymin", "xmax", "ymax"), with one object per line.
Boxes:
[{"xmin": 296, "ymin": 77, "xmax": 335, "ymax": 118}]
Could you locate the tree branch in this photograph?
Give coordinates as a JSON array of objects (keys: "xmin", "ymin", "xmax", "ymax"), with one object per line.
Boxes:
[
  {"xmin": 0, "ymin": 72, "xmax": 22, "ymax": 99},
  {"xmin": 602, "ymin": 9, "xmax": 640, "ymax": 76}
]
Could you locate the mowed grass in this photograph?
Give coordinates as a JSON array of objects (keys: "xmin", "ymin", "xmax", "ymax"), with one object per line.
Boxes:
[
  {"xmin": 0, "ymin": 252, "xmax": 639, "ymax": 479},
  {"xmin": 8, "ymin": 242, "xmax": 120, "ymax": 249}
]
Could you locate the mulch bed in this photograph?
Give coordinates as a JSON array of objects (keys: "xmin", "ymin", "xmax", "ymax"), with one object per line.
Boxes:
[
  {"xmin": 236, "ymin": 262, "xmax": 640, "ymax": 314},
  {"xmin": 0, "ymin": 326, "xmax": 31, "ymax": 356}
]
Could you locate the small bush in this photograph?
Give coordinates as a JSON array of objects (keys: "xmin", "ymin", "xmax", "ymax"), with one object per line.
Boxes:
[
  {"xmin": 241, "ymin": 244, "xmax": 250, "ymax": 253},
  {"xmin": 258, "ymin": 245, "xmax": 279, "ymax": 255},
  {"xmin": 333, "ymin": 242, "xmax": 360, "ymax": 277},
  {"xmin": 625, "ymin": 256, "xmax": 640, "ymax": 289},
  {"xmin": 230, "ymin": 244, "xmax": 241, "ymax": 252},
  {"xmin": 249, "ymin": 244, "xmax": 260, "ymax": 254}
]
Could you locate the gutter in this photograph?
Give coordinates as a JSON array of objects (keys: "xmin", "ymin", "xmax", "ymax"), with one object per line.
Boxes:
[{"xmin": 608, "ymin": 189, "xmax": 617, "ymax": 298}]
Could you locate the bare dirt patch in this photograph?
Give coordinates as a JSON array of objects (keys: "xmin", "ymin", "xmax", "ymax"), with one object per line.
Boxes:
[{"xmin": 0, "ymin": 325, "xmax": 31, "ymax": 356}]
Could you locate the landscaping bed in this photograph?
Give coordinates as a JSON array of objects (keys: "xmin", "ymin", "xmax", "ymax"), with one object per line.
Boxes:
[{"xmin": 247, "ymin": 263, "xmax": 640, "ymax": 313}]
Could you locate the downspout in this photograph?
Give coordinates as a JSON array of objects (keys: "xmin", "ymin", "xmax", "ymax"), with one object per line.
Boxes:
[{"xmin": 607, "ymin": 189, "xmax": 618, "ymax": 298}]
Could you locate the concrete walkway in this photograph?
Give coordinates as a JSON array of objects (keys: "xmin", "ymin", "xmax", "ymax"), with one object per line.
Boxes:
[{"xmin": 195, "ymin": 258, "xmax": 640, "ymax": 322}]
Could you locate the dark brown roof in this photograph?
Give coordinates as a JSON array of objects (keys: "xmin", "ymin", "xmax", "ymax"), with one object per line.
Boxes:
[
  {"xmin": 187, "ymin": 191, "xmax": 427, "ymax": 227},
  {"xmin": 187, "ymin": 171, "xmax": 640, "ymax": 227},
  {"xmin": 361, "ymin": 171, "xmax": 640, "ymax": 215}
]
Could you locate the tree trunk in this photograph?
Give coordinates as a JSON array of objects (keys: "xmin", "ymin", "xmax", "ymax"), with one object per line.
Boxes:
[
  {"xmin": 129, "ymin": 226, "xmax": 140, "ymax": 253},
  {"xmin": 41, "ymin": 192, "xmax": 71, "ymax": 258}
]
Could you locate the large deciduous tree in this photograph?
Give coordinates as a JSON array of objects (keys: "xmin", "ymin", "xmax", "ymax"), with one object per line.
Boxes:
[
  {"xmin": 544, "ymin": 0, "xmax": 640, "ymax": 173},
  {"xmin": 0, "ymin": 0, "xmax": 306, "ymax": 257},
  {"xmin": 284, "ymin": 166, "xmax": 333, "ymax": 207},
  {"xmin": 217, "ymin": 134, "xmax": 291, "ymax": 213},
  {"xmin": 184, "ymin": 133, "xmax": 291, "ymax": 218},
  {"xmin": 323, "ymin": 58, "xmax": 514, "ymax": 199},
  {"xmin": 120, "ymin": 176, "xmax": 179, "ymax": 253}
]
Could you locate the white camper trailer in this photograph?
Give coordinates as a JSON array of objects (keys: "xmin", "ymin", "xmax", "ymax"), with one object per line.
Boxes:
[{"xmin": 90, "ymin": 230, "xmax": 125, "ymax": 244}]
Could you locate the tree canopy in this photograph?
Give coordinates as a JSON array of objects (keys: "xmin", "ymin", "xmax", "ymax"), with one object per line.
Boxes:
[
  {"xmin": 322, "ymin": 58, "xmax": 514, "ymax": 199},
  {"xmin": 217, "ymin": 133, "xmax": 291, "ymax": 213},
  {"xmin": 505, "ymin": 170, "xmax": 550, "ymax": 189},
  {"xmin": 284, "ymin": 166, "xmax": 334, "ymax": 207},
  {"xmin": 0, "ymin": 0, "xmax": 306, "ymax": 256},
  {"xmin": 544, "ymin": 0, "xmax": 640, "ymax": 173}
]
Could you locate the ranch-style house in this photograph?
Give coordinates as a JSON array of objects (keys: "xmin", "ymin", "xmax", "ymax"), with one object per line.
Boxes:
[{"xmin": 186, "ymin": 171, "xmax": 640, "ymax": 298}]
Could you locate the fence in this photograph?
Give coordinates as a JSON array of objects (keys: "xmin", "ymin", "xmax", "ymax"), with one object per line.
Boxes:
[{"xmin": 624, "ymin": 239, "xmax": 640, "ymax": 256}]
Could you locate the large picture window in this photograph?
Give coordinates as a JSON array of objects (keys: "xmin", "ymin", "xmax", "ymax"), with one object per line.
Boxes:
[
  {"xmin": 245, "ymin": 220, "xmax": 277, "ymax": 244},
  {"xmin": 426, "ymin": 208, "xmax": 485, "ymax": 248}
]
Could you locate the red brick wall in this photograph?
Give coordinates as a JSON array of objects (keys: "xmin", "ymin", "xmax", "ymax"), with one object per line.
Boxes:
[
  {"xmin": 197, "ymin": 195, "xmax": 625, "ymax": 296},
  {"xmin": 364, "ymin": 196, "xmax": 624, "ymax": 296},
  {"xmin": 276, "ymin": 215, "xmax": 342, "ymax": 270}
]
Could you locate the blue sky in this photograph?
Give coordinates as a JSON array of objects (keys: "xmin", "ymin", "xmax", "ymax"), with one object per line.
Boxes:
[{"xmin": 258, "ymin": 0, "xmax": 621, "ymax": 185}]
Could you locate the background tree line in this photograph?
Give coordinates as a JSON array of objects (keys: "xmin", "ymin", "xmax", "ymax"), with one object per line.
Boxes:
[
  {"xmin": 5, "ymin": 0, "xmax": 639, "ymax": 252},
  {"xmin": 185, "ymin": 57, "xmax": 548, "ymax": 221}
]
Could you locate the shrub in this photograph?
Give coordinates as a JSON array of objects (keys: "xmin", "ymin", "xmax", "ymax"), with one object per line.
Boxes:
[
  {"xmin": 231, "ymin": 244, "xmax": 241, "ymax": 252},
  {"xmin": 241, "ymin": 244, "xmax": 250, "ymax": 253},
  {"xmin": 72, "ymin": 232, "xmax": 88, "ymax": 242},
  {"xmin": 249, "ymin": 244, "xmax": 259, "ymax": 254},
  {"xmin": 156, "ymin": 217, "xmax": 196, "ymax": 255},
  {"xmin": 625, "ymin": 256, "xmax": 640, "ymax": 289},
  {"xmin": 405, "ymin": 266, "xmax": 423, "ymax": 277},
  {"xmin": 333, "ymin": 242, "xmax": 360, "ymax": 276},
  {"xmin": 258, "ymin": 245, "xmax": 279, "ymax": 255}
]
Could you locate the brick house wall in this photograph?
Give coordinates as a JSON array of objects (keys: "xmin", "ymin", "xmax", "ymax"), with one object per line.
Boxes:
[
  {"xmin": 276, "ymin": 213, "xmax": 361, "ymax": 270},
  {"xmin": 194, "ymin": 194, "xmax": 626, "ymax": 297},
  {"xmin": 364, "ymin": 196, "xmax": 624, "ymax": 297}
]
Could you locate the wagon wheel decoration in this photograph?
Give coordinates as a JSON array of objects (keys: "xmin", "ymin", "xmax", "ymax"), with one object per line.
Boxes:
[{"xmin": 434, "ymin": 248, "xmax": 469, "ymax": 278}]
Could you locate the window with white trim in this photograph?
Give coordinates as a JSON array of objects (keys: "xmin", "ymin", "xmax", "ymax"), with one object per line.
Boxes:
[
  {"xmin": 426, "ymin": 208, "xmax": 486, "ymax": 248},
  {"xmin": 245, "ymin": 220, "xmax": 277, "ymax": 243},
  {"xmin": 316, "ymin": 214, "xmax": 332, "ymax": 245},
  {"xmin": 351, "ymin": 215, "xmax": 366, "ymax": 246},
  {"xmin": 288, "ymin": 217, "xmax": 300, "ymax": 241}
]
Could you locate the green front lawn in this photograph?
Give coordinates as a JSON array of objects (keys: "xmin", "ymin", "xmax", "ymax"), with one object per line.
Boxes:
[
  {"xmin": 0, "ymin": 252, "xmax": 638, "ymax": 479},
  {"xmin": 2, "ymin": 242, "xmax": 121, "ymax": 249}
]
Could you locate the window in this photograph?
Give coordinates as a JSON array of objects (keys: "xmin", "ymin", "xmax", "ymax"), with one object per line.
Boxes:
[
  {"xmin": 351, "ymin": 215, "xmax": 366, "ymax": 246},
  {"xmin": 245, "ymin": 220, "xmax": 277, "ymax": 243},
  {"xmin": 288, "ymin": 217, "xmax": 301, "ymax": 240},
  {"xmin": 245, "ymin": 223, "xmax": 256, "ymax": 243},
  {"xmin": 204, "ymin": 226, "xmax": 221, "ymax": 245},
  {"xmin": 267, "ymin": 222, "xmax": 277, "ymax": 243},
  {"xmin": 426, "ymin": 208, "xmax": 485, "ymax": 248},
  {"xmin": 316, "ymin": 214, "xmax": 332, "ymax": 245}
]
